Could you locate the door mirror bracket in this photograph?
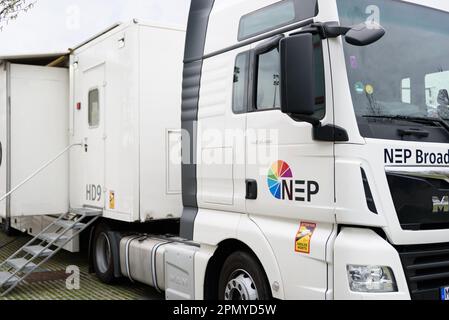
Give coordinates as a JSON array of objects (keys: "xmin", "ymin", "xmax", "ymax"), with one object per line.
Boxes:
[
  {"xmin": 289, "ymin": 114, "xmax": 321, "ymax": 127},
  {"xmin": 313, "ymin": 124, "xmax": 349, "ymax": 142},
  {"xmin": 296, "ymin": 21, "xmax": 386, "ymax": 46},
  {"xmin": 288, "ymin": 115, "xmax": 349, "ymax": 142}
]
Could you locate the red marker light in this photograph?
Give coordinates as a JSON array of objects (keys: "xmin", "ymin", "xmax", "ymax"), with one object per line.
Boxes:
[{"xmin": 76, "ymin": 102, "xmax": 81, "ymax": 110}]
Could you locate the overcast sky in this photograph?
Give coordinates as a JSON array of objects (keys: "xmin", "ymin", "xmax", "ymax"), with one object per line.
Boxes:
[{"xmin": 0, "ymin": 0, "xmax": 191, "ymax": 56}]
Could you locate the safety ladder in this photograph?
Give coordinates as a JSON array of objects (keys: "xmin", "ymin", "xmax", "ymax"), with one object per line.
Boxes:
[{"xmin": 0, "ymin": 208, "xmax": 102, "ymax": 296}]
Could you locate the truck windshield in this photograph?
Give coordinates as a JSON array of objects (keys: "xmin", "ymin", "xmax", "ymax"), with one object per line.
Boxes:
[{"xmin": 337, "ymin": 0, "xmax": 449, "ymax": 135}]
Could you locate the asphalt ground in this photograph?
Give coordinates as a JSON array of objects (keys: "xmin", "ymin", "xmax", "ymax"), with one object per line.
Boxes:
[{"xmin": 0, "ymin": 231, "xmax": 163, "ymax": 300}]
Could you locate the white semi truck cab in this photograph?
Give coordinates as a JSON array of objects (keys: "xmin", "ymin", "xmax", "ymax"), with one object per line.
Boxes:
[{"xmin": 174, "ymin": 0, "xmax": 449, "ymax": 300}]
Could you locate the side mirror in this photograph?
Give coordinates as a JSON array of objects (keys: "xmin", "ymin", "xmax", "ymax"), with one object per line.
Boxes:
[
  {"xmin": 320, "ymin": 21, "xmax": 385, "ymax": 46},
  {"xmin": 345, "ymin": 22, "xmax": 385, "ymax": 46},
  {"xmin": 280, "ymin": 33, "xmax": 316, "ymax": 122}
]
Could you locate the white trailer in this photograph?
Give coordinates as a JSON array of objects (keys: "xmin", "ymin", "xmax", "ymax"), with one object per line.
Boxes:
[
  {"xmin": 69, "ymin": 20, "xmax": 184, "ymax": 224},
  {"xmin": 0, "ymin": 55, "xmax": 69, "ymax": 235},
  {"xmin": 0, "ymin": 21, "xmax": 189, "ymax": 296}
]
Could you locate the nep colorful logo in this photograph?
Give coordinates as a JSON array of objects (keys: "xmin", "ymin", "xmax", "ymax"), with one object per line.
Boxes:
[
  {"xmin": 267, "ymin": 161, "xmax": 320, "ymax": 203},
  {"xmin": 267, "ymin": 161, "xmax": 293, "ymax": 199}
]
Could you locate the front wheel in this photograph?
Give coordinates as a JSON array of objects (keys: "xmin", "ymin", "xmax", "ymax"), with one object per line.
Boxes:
[
  {"xmin": 218, "ymin": 251, "xmax": 272, "ymax": 300},
  {"xmin": 92, "ymin": 222, "xmax": 115, "ymax": 284}
]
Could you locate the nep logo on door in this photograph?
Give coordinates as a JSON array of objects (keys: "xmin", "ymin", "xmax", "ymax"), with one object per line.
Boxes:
[
  {"xmin": 267, "ymin": 161, "xmax": 293, "ymax": 199},
  {"xmin": 267, "ymin": 161, "xmax": 320, "ymax": 202}
]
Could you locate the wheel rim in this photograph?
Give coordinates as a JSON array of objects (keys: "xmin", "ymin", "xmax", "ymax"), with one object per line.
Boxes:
[
  {"xmin": 95, "ymin": 232, "xmax": 111, "ymax": 274},
  {"xmin": 224, "ymin": 269, "xmax": 259, "ymax": 300}
]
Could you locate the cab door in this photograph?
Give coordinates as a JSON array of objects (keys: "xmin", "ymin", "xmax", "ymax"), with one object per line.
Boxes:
[
  {"xmin": 245, "ymin": 35, "xmax": 336, "ymax": 299},
  {"xmin": 81, "ymin": 63, "xmax": 106, "ymax": 209}
]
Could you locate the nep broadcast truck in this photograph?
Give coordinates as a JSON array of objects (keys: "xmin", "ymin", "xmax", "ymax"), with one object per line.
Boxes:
[{"xmin": 1, "ymin": 0, "xmax": 449, "ymax": 301}]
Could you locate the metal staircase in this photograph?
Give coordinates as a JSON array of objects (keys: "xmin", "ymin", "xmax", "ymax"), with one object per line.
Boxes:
[{"xmin": 0, "ymin": 208, "xmax": 102, "ymax": 296}]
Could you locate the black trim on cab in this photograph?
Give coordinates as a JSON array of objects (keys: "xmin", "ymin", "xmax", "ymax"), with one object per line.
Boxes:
[
  {"xmin": 397, "ymin": 242, "xmax": 449, "ymax": 300},
  {"xmin": 361, "ymin": 169, "xmax": 378, "ymax": 214},
  {"xmin": 357, "ymin": 116, "xmax": 449, "ymax": 143},
  {"xmin": 387, "ymin": 173, "xmax": 449, "ymax": 231},
  {"xmin": 179, "ymin": 0, "xmax": 215, "ymax": 240}
]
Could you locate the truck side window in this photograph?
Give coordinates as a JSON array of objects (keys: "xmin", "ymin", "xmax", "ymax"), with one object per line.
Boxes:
[
  {"xmin": 254, "ymin": 35, "xmax": 326, "ymax": 119},
  {"xmin": 256, "ymin": 48, "xmax": 281, "ymax": 110},
  {"xmin": 239, "ymin": 0, "xmax": 295, "ymax": 41},
  {"xmin": 238, "ymin": 0, "xmax": 319, "ymax": 41},
  {"xmin": 313, "ymin": 36, "xmax": 326, "ymax": 120},
  {"xmin": 233, "ymin": 52, "xmax": 249, "ymax": 114},
  {"xmin": 88, "ymin": 88, "xmax": 100, "ymax": 128}
]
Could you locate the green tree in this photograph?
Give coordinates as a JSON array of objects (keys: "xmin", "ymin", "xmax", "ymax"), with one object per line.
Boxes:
[{"xmin": 0, "ymin": 0, "xmax": 35, "ymax": 30}]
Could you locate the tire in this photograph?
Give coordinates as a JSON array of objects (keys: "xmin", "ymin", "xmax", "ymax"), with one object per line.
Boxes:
[
  {"xmin": 92, "ymin": 222, "xmax": 116, "ymax": 284},
  {"xmin": 218, "ymin": 251, "xmax": 272, "ymax": 300}
]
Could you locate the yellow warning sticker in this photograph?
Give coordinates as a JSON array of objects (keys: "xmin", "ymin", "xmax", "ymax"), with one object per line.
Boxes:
[
  {"xmin": 295, "ymin": 222, "xmax": 316, "ymax": 254},
  {"xmin": 109, "ymin": 191, "xmax": 115, "ymax": 210}
]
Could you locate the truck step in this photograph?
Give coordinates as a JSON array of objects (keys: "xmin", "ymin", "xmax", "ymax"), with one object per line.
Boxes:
[
  {"xmin": 54, "ymin": 220, "xmax": 86, "ymax": 230},
  {"xmin": 38, "ymin": 233, "xmax": 70, "ymax": 244},
  {"xmin": 6, "ymin": 258, "xmax": 37, "ymax": 273},
  {"xmin": 0, "ymin": 272, "xmax": 19, "ymax": 288},
  {"xmin": 70, "ymin": 207, "xmax": 102, "ymax": 217},
  {"xmin": 23, "ymin": 245, "xmax": 54, "ymax": 258},
  {"xmin": 0, "ymin": 211, "xmax": 102, "ymax": 296}
]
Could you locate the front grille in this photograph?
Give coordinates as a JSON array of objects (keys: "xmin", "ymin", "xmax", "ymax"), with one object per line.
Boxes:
[
  {"xmin": 387, "ymin": 173, "xmax": 449, "ymax": 231},
  {"xmin": 397, "ymin": 242, "xmax": 449, "ymax": 300}
]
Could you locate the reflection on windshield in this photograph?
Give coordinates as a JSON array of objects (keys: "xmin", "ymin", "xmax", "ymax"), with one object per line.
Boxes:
[{"xmin": 337, "ymin": 0, "xmax": 449, "ymax": 121}]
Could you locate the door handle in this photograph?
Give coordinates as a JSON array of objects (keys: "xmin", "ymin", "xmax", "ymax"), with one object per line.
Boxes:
[{"xmin": 246, "ymin": 179, "xmax": 258, "ymax": 200}]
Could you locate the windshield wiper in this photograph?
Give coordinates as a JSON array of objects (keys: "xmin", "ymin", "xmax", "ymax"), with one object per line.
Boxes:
[
  {"xmin": 362, "ymin": 115, "xmax": 449, "ymax": 133},
  {"xmin": 363, "ymin": 114, "xmax": 449, "ymax": 137}
]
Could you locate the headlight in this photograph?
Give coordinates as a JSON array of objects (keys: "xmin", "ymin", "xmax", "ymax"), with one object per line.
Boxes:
[{"xmin": 347, "ymin": 265, "xmax": 398, "ymax": 293}]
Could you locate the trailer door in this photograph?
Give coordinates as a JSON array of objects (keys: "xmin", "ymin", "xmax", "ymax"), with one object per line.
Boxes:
[
  {"xmin": 0, "ymin": 65, "xmax": 7, "ymax": 219},
  {"xmin": 82, "ymin": 63, "xmax": 105, "ymax": 209}
]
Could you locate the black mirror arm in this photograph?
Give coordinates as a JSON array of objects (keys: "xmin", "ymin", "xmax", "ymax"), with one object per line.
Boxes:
[
  {"xmin": 289, "ymin": 114, "xmax": 350, "ymax": 142},
  {"xmin": 254, "ymin": 34, "xmax": 285, "ymax": 53},
  {"xmin": 289, "ymin": 114, "xmax": 321, "ymax": 127},
  {"xmin": 313, "ymin": 124, "xmax": 349, "ymax": 142},
  {"xmin": 291, "ymin": 22, "xmax": 351, "ymax": 40},
  {"xmin": 294, "ymin": 21, "xmax": 386, "ymax": 46},
  {"xmin": 318, "ymin": 22, "xmax": 351, "ymax": 38}
]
